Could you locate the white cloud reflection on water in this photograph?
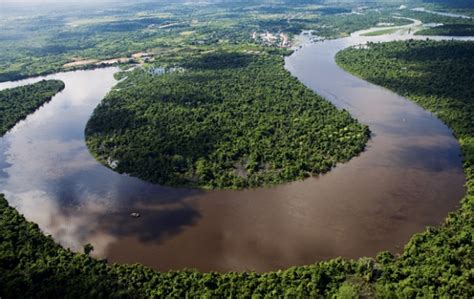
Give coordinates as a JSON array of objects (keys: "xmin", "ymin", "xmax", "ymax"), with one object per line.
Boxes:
[
  {"xmin": 0, "ymin": 68, "xmax": 121, "ymax": 255},
  {"xmin": 4, "ymin": 188, "xmax": 118, "ymax": 256}
]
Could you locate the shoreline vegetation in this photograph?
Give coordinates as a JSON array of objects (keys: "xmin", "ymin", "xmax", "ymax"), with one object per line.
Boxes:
[
  {"xmin": 0, "ymin": 193, "xmax": 378, "ymax": 297},
  {"xmin": 361, "ymin": 28, "xmax": 400, "ymax": 36},
  {"xmin": 336, "ymin": 39, "xmax": 474, "ymax": 298},
  {"xmin": 415, "ymin": 23, "xmax": 474, "ymax": 36},
  {"xmin": 85, "ymin": 49, "xmax": 370, "ymax": 189},
  {"xmin": 401, "ymin": 6, "xmax": 474, "ymax": 36},
  {"xmin": 0, "ymin": 80, "xmax": 65, "ymax": 136}
]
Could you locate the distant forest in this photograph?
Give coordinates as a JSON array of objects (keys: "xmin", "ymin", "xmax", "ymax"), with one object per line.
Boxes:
[{"xmin": 423, "ymin": 0, "xmax": 474, "ymax": 8}]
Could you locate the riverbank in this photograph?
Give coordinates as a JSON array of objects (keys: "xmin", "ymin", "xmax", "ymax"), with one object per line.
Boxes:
[{"xmin": 336, "ymin": 38, "xmax": 474, "ymax": 298}]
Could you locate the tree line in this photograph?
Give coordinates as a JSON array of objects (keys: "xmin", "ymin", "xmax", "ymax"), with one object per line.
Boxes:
[
  {"xmin": 0, "ymin": 79, "xmax": 65, "ymax": 135},
  {"xmin": 86, "ymin": 50, "xmax": 369, "ymax": 189},
  {"xmin": 336, "ymin": 39, "xmax": 474, "ymax": 297}
]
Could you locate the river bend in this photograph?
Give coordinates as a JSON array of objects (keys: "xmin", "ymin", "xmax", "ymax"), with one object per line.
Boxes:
[{"xmin": 0, "ymin": 23, "xmax": 470, "ymax": 272}]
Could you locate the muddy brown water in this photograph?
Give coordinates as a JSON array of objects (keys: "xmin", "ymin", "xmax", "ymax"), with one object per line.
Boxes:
[{"xmin": 0, "ymin": 27, "xmax": 471, "ymax": 272}]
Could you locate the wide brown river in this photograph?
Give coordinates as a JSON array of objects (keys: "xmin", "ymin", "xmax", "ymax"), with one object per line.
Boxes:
[{"xmin": 0, "ymin": 24, "xmax": 471, "ymax": 272}]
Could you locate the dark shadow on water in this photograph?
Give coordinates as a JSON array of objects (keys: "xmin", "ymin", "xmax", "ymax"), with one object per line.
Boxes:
[
  {"xmin": 49, "ymin": 166, "xmax": 204, "ymax": 245},
  {"xmin": 100, "ymin": 202, "xmax": 201, "ymax": 243}
]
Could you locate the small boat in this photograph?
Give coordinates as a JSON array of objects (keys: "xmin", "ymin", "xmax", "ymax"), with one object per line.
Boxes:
[{"xmin": 130, "ymin": 212, "xmax": 140, "ymax": 218}]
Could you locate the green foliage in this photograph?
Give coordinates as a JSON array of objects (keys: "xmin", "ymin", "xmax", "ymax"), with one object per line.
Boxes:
[
  {"xmin": 86, "ymin": 50, "xmax": 369, "ymax": 188},
  {"xmin": 422, "ymin": 0, "xmax": 474, "ymax": 9},
  {"xmin": 400, "ymin": 8, "xmax": 474, "ymax": 36},
  {"xmin": 317, "ymin": 11, "xmax": 411, "ymax": 37},
  {"xmin": 0, "ymin": 1, "xmax": 412, "ymax": 82},
  {"xmin": 337, "ymin": 40, "xmax": 474, "ymax": 298},
  {"xmin": 336, "ymin": 40, "xmax": 474, "ymax": 137},
  {"xmin": 0, "ymin": 80, "xmax": 64, "ymax": 135},
  {"xmin": 416, "ymin": 24, "xmax": 474, "ymax": 36},
  {"xmin": 361, "ymin": 28, "xmax": 399, "ymax": 36},
  {"xmin": 83, "ymin": 243, "xmax": 94, "ymax": 255},
  {"xmin": 0, "ymin": 194, "xmax": 139, "ymax": 298},
  {"xmin": 334, "ymin": 283, "xmax": 359, "ymax": 299}
]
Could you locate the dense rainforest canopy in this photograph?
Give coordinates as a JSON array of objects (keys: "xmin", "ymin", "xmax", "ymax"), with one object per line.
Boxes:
[
  {"xmin": 86, "ymin": 50, "xmax": 369, "ymax": 188},
  {"xmin": 0, "ymin": 80, "xmax": 65, "ymax": 135}
]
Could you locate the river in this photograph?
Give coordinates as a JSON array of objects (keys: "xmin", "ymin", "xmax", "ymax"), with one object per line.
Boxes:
[{"xmin": 0, "ymin": 22, "xmax": 471, "ymax": 272}]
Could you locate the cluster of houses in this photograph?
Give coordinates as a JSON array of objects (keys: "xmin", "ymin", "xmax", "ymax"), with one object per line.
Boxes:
[
  {"xmin": 252, "ymin": 31, "xmax": 290, "ymax": 48},
  {"xmin": 147, "ymin": 66, "xmax": 184, "ymax": 76}
]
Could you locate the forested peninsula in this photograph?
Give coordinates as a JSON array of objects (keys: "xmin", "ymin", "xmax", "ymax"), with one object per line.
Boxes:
[
  {"xmin": 0, "ymin": 80, "xmax": 65, "ymax": 135},
  {"xmin": 86, "ymin": 50, "xmax": 370, "ymax": 189}
]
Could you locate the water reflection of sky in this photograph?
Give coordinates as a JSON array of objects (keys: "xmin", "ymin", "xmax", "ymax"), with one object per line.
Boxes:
[
  {"xmin": 2, "ymin": 70, "xmax": 152, "ymax": 251},
  {"xmin": 0, "ymin": 68, "xmax": 204, "ymax": 254},
  {"xmin": 0, "ymin": 69, "xmax": 111, "ymax": 251}
]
